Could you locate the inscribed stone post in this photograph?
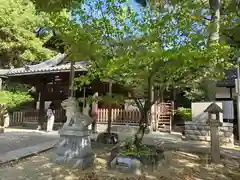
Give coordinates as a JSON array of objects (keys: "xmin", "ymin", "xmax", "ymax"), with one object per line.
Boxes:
[{"xmin": 204, "ymin": 102, "xmax": 223, "ymax": 164}]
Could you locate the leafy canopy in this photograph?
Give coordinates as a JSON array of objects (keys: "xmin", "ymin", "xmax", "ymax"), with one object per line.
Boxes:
[
  {"xmin": 0, "ymin": 91, "xmax": 33, "ymax": 109},
  {"xmin": 35, "ymin": 0, "xmax": 232, "ymax": 109},
  {"xmin": 0, "ymin": 0, "xmax": 57, "ymax": 68}
]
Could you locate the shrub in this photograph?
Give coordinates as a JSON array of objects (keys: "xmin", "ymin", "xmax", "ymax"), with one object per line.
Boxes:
[
  {"xmin": 0, "ymin": 91, "xmax": 33, "ymax": 110},
  {"xmin": 176, "ymin": 107, "xmax": 192, "ymax": 121}
]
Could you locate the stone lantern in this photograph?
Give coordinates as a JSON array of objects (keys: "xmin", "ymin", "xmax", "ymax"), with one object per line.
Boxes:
[{"xmin": 204, "ymin": 102, "xmax": 223, "ymax": 164}]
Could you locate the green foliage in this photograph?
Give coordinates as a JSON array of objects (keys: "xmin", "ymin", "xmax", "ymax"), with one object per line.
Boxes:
[
  {"xmin": 119, "ymin": 136, "xmax": 155, "ymax": 157},
  {"xmin": 34, "ymin": 0, "xmax": 235, "ymax": 143},
  {"xmin": 32, "ymin": 0, "xmax": 83, "ymax": 12},
  {"xmin": 176, "ymin": 107, "xmax": 192, "ymax": 121},
  {"xmin": 183, "ymin": 81, "xmax": 209, "ymax": 101},
  {"xmin": 69, "ymin": 0, "xmax": 232, "ymax": 106},
  {"xmin": 78, "ymin": 93, "xmax": 125, "ymax": 106},
  {"xmin": 0, "ymin": 0, "xmax": 56, "ymax": 68},
  {"xmin": 118, "ymin": 136, "xmax": 164, "ymax": 166},
  {"xmin": 0, "ymin": 91, "xmax": 33, "ymax": 109},
  {"xmin": 35, "ymin": 0, "xmax": 233, "ymax": 139}
]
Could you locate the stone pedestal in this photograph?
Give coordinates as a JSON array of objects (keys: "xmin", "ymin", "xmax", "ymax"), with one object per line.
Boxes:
[
  {"xmin": 55, "ymin": 97, "xmax": 94, "ymax": 169},
  {"xmin": 55, "ymin": 129, "xmax": 94, "ymax": 169},
  {"xmin": 0, "ymin": 126, "xmax": 4, "ymax": 133}
]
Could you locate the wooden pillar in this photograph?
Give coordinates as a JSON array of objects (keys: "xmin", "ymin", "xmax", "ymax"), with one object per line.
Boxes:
[
  {"xmin": 52, "ymin": 76, "xmax": 56, "ymax": 105},
  {"xmin": 38, "ymin": 80, "xmax": 46, "ymax": 130},
  {"xmin": 91, "ymin": 92, "xmax": 98, "ymax": 133},
  {"xmin": 150, "ymin": 85, "xmax": 155, "ymax": 130},
  {"xmin": 107, "ymin": 81, "xmax": 112, "ymax": 133},
  {"xmin": 0, "ymin": 78, "xmax": 2, "ymax": 90},
  {"xmin": 170, "ymin": 101, "xmax": 174, "ymax": 133}
]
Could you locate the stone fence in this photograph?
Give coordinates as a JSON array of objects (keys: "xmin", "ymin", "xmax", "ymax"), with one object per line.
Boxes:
[{"xmin": 184, "ymin": 121, "xmax": 234, "ymax": 146}]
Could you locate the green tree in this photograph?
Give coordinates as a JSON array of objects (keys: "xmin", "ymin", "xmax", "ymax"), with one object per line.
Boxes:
[
  {"xmin": 62, "ymin": 0, "xmax": 231, "ymax": 143},
  {"xmin": 0, "ymin": 0, "xmax": 56, "ymax": 68},
  {"xmin": 33, "ymin": 0, "xmax": 232, "ymax": 145},
  {"xmin": 135, "ymin": 0, "xmax": 239, "ymax": 101}
]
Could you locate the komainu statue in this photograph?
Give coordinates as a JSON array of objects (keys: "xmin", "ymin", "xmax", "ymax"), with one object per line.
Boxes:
[
  {"xmin": 61, "ymin": 97, "xmax": 93, "ymax": 130},
  {"xmin": 55, "ymin": 97, "xmax": 94, "ymax": 169}
]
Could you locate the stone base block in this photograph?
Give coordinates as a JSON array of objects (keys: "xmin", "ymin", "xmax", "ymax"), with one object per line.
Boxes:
[
  {"xmin": 185, "ymin": 135, "xmax": 210, "ymax": 142},
  {"xmin": 0, "ymin": 127, "xmax": 4, "ymax": 133},
  {"xmin": 55, "ymin": 154, "xmax": 94, "ymax": 170}
]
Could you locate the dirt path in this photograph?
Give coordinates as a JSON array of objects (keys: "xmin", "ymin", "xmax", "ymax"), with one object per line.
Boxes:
[{"xmin": 0, "ymin": 143, "xmax": 239, "ymax": 180}]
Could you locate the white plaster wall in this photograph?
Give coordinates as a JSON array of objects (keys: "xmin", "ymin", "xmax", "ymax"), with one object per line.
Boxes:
[
  {"xmin": 216, "ymin": 87, "xmax": 230, "ymax": 99},
  {"xmin": 222, "ymin": 101, "xmax": 234, "ymax": 119},
  {"xmin": 36, "ymin": 101, "xmax": 52, "ymax": 110},
  {"xmin": 191, "ymin": 102, "xmax": 223, "ymax": 122}
]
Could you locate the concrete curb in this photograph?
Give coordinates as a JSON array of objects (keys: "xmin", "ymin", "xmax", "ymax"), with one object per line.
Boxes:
[{"xmin": 0, "ymin": 140, "xmax": 58, "ymax": 165}]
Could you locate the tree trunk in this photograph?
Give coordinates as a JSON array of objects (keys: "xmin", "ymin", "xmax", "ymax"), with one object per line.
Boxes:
[
  {"xmin": 107, "ymin": 81, "xmax": 112, "ymax": 134},
  {"xmin": 206, "ymin": 0, "xmax": 220, "ymax": 101},
  {"xmin": 134, "ymin": 75, "xmax": 154, "ymax": 148},
  {"xmin": 134, "ymin": 109, "xmax": 148, "ymax": 149}
]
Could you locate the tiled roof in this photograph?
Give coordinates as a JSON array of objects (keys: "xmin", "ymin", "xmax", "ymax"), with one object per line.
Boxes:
[{"xmin": 0, "ymin": 53, "xmax": 88, "ymax": 77}]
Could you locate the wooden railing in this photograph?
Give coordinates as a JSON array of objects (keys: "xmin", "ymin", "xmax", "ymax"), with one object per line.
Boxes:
[
  {"xmin": 9, "ymin": 102, "xmax": 173, "ymax": 132},
  {"xmin": 9, "ymin": 109, "xmax": 65, "ymax": 125},
  {"xmin": 97, "ymin": 109, "xmax": 141, "ymax": 124}
]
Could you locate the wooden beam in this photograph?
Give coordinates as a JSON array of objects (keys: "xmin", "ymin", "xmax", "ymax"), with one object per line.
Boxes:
[
  {"xmin": 38, "ymin": 78, "xmax": 47, "ymax": 130},
  {"xmin": 0, "ymin": 78, "xmax": 2, "ymax": 90},
  {"xmin": 91, "ymin": 92, "xmax": 98, "ymax": 133}
]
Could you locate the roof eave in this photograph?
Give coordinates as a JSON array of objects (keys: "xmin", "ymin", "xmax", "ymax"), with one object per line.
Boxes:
[{"xmin": 7, "ymin": 68, "xmax": 87, "ymax": 77}]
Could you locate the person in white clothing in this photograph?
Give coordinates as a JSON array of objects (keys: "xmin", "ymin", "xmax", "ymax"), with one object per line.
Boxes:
[{"xmin": 46, "ymin": 103, "xmax": 55, "ymax": 132}]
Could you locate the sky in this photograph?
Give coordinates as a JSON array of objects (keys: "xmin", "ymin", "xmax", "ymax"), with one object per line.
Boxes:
[
  {"xmin": 70, "ymin": 0, "xmax": 207, "ymax": 50},
  {"xmin": 74, "ymin": 0, "xmax": 143, "ymax": 22}
]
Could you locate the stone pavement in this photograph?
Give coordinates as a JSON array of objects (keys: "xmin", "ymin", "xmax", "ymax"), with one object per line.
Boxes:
[{"xmin": 0, "ymin": 129, "xmax": 59, "ymax": 164}]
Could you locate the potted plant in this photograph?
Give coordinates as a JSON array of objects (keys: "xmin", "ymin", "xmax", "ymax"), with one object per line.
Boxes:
[{"xmin": 109, "ymin": 136, "xmax": 164, "ymax": 173}]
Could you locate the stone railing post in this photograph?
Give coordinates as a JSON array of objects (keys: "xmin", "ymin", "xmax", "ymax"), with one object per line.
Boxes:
[{"xmin": 204, "ymin": 102, "xmax": 223, "ymax": 164}]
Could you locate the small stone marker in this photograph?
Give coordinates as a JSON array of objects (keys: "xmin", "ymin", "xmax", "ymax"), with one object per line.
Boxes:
[
  {"xmin": 204, "ymin": 102, "xmax": 223, "ymax": 164},
  {"xmin": 110, "ymin": 156, "xmax": 142, "ymax": 175}
]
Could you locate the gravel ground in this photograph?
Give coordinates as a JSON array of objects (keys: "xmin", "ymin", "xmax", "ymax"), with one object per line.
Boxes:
[
  {"xmin": 0, "ymin": 131, "xmax": 59, "ymax": 154},
  {"xmin": 0, "ymin": 143, "xmax": 239, "ymax": 180}
]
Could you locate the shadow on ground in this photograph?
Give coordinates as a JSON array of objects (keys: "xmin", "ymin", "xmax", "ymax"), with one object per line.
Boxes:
[{"xmin": 0, "ymin": 142, "xmax": 239, "ymax": 180}]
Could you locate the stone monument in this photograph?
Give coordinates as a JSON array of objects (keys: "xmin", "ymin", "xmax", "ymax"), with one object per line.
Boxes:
[
  {"xmin": 204, "ymin": 102, "xmax": 223, "ymax": 164},
  {"xmin": 55, "ymin": 97, "xmax": 94, "ymax": 169}
]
